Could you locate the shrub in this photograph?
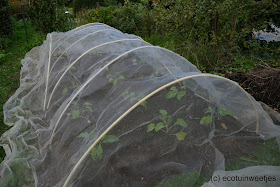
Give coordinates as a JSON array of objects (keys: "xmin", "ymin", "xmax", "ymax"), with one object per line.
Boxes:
[
  {"xmin": 152, "ymin": 0, "xmax": 280, "ymax": 68},
  {"xmin": 29, "ymin": 0, "xmax": 69, "ymax": 33},
  {"xmin": 29, "ymin": 0, "xmax": 56, "ymax": 33},
  {"xmin": 9, "ymin": 0, "xmax": 22, "ymax": 15},
  {"xmin": 87, "ymin": 1, "xmax": 157, "ymax": 37},
  {"xmin": 0, "ymin": 0, "xmax": 13, "ymax": 37},
  {"xmin": 73, "ymin": 0, "xmax": 101, "ymax": 13}
]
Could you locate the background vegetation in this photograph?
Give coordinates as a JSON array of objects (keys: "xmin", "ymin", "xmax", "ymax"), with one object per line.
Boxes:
[
  {"xmin": 0, "ymin": 0, "xmax": 13, "ymax": 37},
  {"xmin": 0, "ymin": 0, "xmax": 279, "ymax": 185}
]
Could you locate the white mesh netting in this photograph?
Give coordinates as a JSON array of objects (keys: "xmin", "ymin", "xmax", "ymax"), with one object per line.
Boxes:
[{"xmin": 1, "ymin": 23, "xmax": 280, "ymax": 187}]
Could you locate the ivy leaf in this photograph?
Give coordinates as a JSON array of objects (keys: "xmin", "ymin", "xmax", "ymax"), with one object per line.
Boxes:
[
  {"xmin": 77, "ymin": 132, "xmax": 89, "ymax": 138},
  {"xmin": 71, "ymin": 66, "xmax": 76, "ymax": 70},
  {"xmin": 72, "ymin": 101, "xmax": 78, "ymax": 106},
  {"xmin": 174, "ymin": 118, "xmax": 188, "ymax": 127},
  {"xmin": 200, "ymin": 115, "xmax": 212, "ymax": 125},
  {"xmin": 175, "ymin": 132, "xmax": 187, "ymax": 141},
  {"xmin": 103, "ymin": 135, "xmax": 119, "ymax": 143},
  {"xmin": 62, "ymin": 87, "xmax": 68, "ymax": 95},
  {"xmin": 72, "ymin": 110, "xmax": 80, "ymax": 119},
  {"xmin": 177, "ymin": 91, "xmax": 186, "ymax": 100},
  {"xmin": 147, "ymin": 123, "xmax": 155, "ymax": 132},
  {"xmin": 165, "ymin": 91, "xmax": 176, "ymax": 99},
  {"xmin": 159, "ymin": 109, "xmax": 168, "ymax": 116},
  {"xmin": 155, "ymin": 122, "xmax": 165, "ymax": 132},
  {"xmin": 91, "ymin": 144, "xmax": 103, "ymax": 160}
]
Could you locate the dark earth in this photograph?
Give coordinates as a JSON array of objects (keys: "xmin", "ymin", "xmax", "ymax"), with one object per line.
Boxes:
[{"xmin": 226, "ymin": 64, "xmax": 280, "ymax": 111}]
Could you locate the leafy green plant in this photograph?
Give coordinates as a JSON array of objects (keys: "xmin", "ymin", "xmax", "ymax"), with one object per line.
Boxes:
[
  {"xmin": 165, "ymin": 85, "xmax": 186, "ymax": 101},
  {"xmin": 138, "ymin": 93, "xmax": 147, "ymax": 108},
  {"xmin": 70, "ymin": 101, "xmax": 93, "ymax": 121},
  {"xmin": 131, "ymin": 58, "xmax": 145, "ymax": 66},
  {"xmin": 147, "ymin": 109, "xmax": 188, "ymax": 141},
  {"xmin": 107, "ymin": 73, "xmax": 125, "ymax": 86},
  {"xmin": 77, "ymin": 130, "xmax": 119, "ymax": 160},
  {"xmin": 122, "ymin": 90, "xmax": 135, "ymax": 102},
  {"xmin": 62, "ymin": 80, "xmax": 80, "ymax": 95},
  {"xmin": 200, "ymin": 106, "xmax": 235, "ymax": 126},
  {"xmin": 122, "ymin": 91, "xmax": 148, "ymax": 108}
]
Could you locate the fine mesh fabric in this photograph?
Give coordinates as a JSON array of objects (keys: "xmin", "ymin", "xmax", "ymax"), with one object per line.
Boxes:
[{"xmin": 1, "ymin": 23, "xmax": 280, "ymax": 187}]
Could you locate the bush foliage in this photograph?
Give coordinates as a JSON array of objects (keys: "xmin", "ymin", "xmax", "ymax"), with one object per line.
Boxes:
[
  {"xmin": 9, "ymin": 0, "xmax": 22, "ymax": 15},
  {"xmin": 29, "ymin": 0, "xmax": 56, "ymax": 33},
  {"xmin": 85, "ymin": 0, "xmax": 280, "ymax": 68},
  {"xmin": 29, "ymin": 0, "xmax": 69, "ymax": 33},
  {"xmin": 0, "ymin": 0, "xmax": 13, "ymax": 37}
]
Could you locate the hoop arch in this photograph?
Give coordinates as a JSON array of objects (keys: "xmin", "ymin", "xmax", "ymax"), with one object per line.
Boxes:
[
  {"xmin": 52, "ymin": 23, "xmax": 107, "ymax": 50},
  {"xmin": 49, "ymin": 29, "xmax": 123, "ymax": 74},
  {"xmin": 46, "ymin": 39, "xmax": 149, "ymax": 109},
  {"xmin": 48, "ymin": 46, "xmax": 205, "ymax": 144},
  {"xmin": 62, "ymin": 74, "xmax": 259, "ymax": 187}
]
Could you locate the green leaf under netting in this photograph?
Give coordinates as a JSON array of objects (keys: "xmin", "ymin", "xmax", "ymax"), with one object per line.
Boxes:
[
  {"xmin": 72, "ymin": 110, "xmax": 80, "ymax": 119},
  {"xmin": 155, "ymin": 122, "xmax": 165, "ymax": 132},
  {"xmin": 177, "ymin": 91, "xmax": 186, "ymax": 100},
  {"xmin": 147, "ymin": 123, "xmax": 155, "ymax": 132},
  {"xmin": 91, "ymin": 144, "xmax": 103, "ymax": 161},
  {"xmin": 166, "ymin": 91, "xmax": 177, "ymax": 99},
  {"xmin": 175, "ymin": 132, "xmax": 187, "ymax": 141},
  {"xmin": 200, "ymin": 115, "xmax": 212, "ymax": 125},
  {"xmin": 103, "ymin": 135, "xmax": 119, "ymax": 143},
  {"xmin": 175, "ymin": 118, "xmax": 188, "ymax": 127},
  {"xmin": 218, "ymin": 106, "xmax": 235, "ymax": 117},
  {"xmin": 159, "ymin": 109, "xmax": 168, "ymax": 116}
]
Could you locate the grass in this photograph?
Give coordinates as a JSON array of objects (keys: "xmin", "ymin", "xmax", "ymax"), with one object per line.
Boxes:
[{"xmin": 0, "ymin": 17, "xmax": 45, "ymax": 162}]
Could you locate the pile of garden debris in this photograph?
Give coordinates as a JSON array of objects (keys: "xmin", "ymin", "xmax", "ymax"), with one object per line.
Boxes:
[{"xmin": 226, "ymin": 64, "xmax": 280, "ymax": 111}]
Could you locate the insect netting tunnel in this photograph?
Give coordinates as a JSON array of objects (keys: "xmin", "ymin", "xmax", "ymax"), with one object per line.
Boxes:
[{"xmin": 1, "ymin": 23, "xmax": 280, "ymax": 187}]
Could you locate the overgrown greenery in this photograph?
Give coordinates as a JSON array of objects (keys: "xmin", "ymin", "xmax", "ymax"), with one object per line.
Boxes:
[
  {"xmin": 29, "ymin": 0, "xmax": 69, "ymax": 33},
  {"xmin": 29, "ymin": 0, "xmax": 56, "ymax": 33},
  {"xmin": 85, "ymin": 0, "xmax": 280, "ymax": 70},
  {"xmin": 0, "ymin": 0, "xmax": 13, "ymax": 37}
]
